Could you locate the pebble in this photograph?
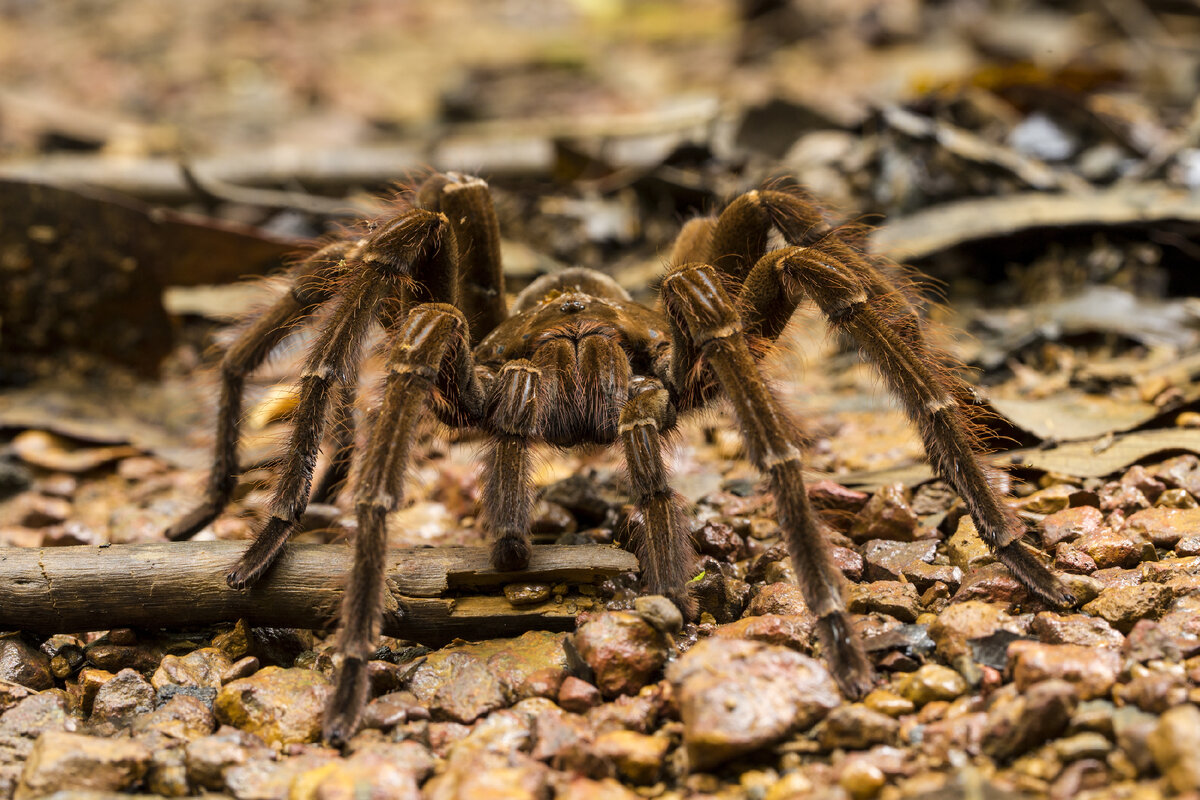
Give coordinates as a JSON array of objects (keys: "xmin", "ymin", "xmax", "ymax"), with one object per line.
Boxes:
[
  {"xmin": 1074, "ymin": 528, "xmax": 1145, "ymax": 569},
  {"xmin": 592, "ymin": 729, "xmax": 670, "ymax": 784},
  {"xmin": 1054, "ymin": 731, "xmax": 1111, "ymax": 762},
  {"xmin": 928, "ymin": 601, "xmax": 1013, "ymax": 661},
  {"xmin": 862, "ymin": 539, "xmax": 937, "ymax": 583},
  {"xmin": 951, "ymin": 562, "xmax": 1029, "ymax": 606},
  {"xmin": 1156, "ymin": 488, "xmax": 1198, "ymax": 509},
  {"xmin": 1030, "ymin": 611, "xmax": 1125, "ymax": 647},
  {"xmin": 745, "ymin": 582, "xmax": 810, "ymax": 617},
  {"xmin": 362, "ymin": 690, "xmax": 428, "ymax": 730},
  {"xmin": 816, "ymin": 704, "xmax": 899, "ymax": 750},
  {"xmin": 0, "ymin": 639, "xmax": 53, "ymax": 691},
  {"xmin": 1040, "ymin": 506, "xmax": 1104, "ymax": 547},
  {"xmin": 15, "ymin": 731, "xmax": 150, "ymax": 799},
  {"xmin": 947, "ymin": 517, "xmax": 992, "ymax": 570},
  {"xmin": 863, "ymin": 689, "xmax": 914, "ymax": 717},
  {"xmin": 152, "ymin": 647, "xmax": 233, "ymax": 690},
  {"xmin": 848, "ymin": 581, "xmax": 920, "ymax": 623},
  {"xmin": 692, "ymin": 520, "xmax": 745, "ymax": 562},
  {"xmin": 982, "ymin": 679, "xmax": 1077, "ymax": 761},
  {"xmin": 896, "ymin": 665, "xmax": 967, "ymax": 706},
  {"xmin": 838, "ymin": 757, "xmax": 886, "ymax": 800},
  {"xmin": 1082, "ymin": 583, "xmax": 1173, "ymax": 632},
  {"xmin": 1054, "ymin": 545, "xmax": 1098, "ymax": 574},
  {"xmin": 131, "ymin": 694, "xmax": 215, "ymax": 740},
  {"xmin": 292, "ymin": 747, "xmax": 426, "ymax": 800},
  {"xmin": 91, "ymin": 668, "xmax": 155, "ymax": 724},
  {"xmin": 849, "ymin": 483, "xmax": 918, "ymax": 542},
  {"xmin": 573, "ymin": 612, "xmax": 667, "ymax": 699},
  {"xmin": 1008, "ymin": 642, "xmax": 1120, "ymax": 699},
  {"xmin": 214, "ymin": 667, "xmax": 332, "ymax": 745},
  {"xmin": 558, "ymin": 677, "xmax": 602, "ymax": 714},
  {"xmin": 1148, "ymin": 703, "xmax": 1200, "ymax": 792},
  {"xmin": 1015, "ymin": 485, "xmax": 1074, "ymax": 515},
  {"xmin": 633, "ymin": 595, "xmax": 683, "ymax": 636},
  {"xmin": 1123, "ymin": 507, "xmax": 1200, "ymax": 549},
  {"xmin": 715, "ymin": 614, "xmax": 815, "ymax": 651},
  {"xmin": 666, "ymin": 638, "xmax": 840, "ymax": 770},
  {"xmin": 504, "ymin": 582, "xmax": 552, "ymax": 606},
  {"xmin": 808, "ymin": 480, "xmax": 869, "ymax": 516},
  {"xmin": 184, "ymin": 726, "xmax": 274, "ymax": 790},
  {"xmin": 407, "ymin": 651, "xmax": 507, "ymax": 724},
  {"xmin": 558, "ymin": 776, "xmax": 641, "ymax": 800}
]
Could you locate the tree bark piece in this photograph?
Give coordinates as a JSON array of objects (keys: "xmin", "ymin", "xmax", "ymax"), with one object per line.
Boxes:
[{"xmin": 0, "ymin": 542, "xmax": 638, "ymax": 646}]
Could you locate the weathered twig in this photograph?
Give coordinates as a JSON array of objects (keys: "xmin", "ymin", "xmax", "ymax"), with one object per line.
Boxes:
[{"xmin": 0, "ymin": 542, "xmax": 638, "ymax": 646}]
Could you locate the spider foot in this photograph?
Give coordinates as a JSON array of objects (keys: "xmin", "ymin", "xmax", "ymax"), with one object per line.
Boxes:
[
  {"xmin": 490, "ymin": 535, "xmax": 531, "ymax": 572},
  {"xmin": 323, "ymin": 656, "xmax": 369, "ymax": 747},
  {"xmin": 227, "ymin": 517, "xmax": 296, "ymax": 590},
  {"xmin": 997, "ymin": 541, "xmax": 1075, "ymax": 608},
  {"xmin": 816, "ymin": 612, "xmax": 873, "ymax": 700}
]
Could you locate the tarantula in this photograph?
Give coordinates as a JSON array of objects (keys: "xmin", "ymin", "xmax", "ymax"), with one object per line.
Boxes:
[{"xmin": 168, "ymin": 172, "xmax": 1070, "ymax": 744}]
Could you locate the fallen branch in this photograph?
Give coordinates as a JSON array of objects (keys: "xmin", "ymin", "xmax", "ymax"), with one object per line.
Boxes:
[{"xmin": 0, "ymin": 542, "xmax": 638, "ymax": 646}]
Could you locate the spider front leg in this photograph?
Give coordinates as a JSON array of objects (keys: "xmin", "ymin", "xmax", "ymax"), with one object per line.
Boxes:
[
  {"xmin": 325, "ymin": 303, "xmax": 485, "ymax": 745},
  {"xmin": 166, "ymin": 241, "xmax": 353, "ymax": 541},
  {"xmin": 662, "ymin": 264, "xmax": 873, "ymax": 698},
  {"xmin": 753, "ymin": 245, "xmax": 1072, "ymax": 607},
  {"xmin": 619, "ymin": 380, "xmax": 698, "ymax": 616},
  {"xmin": 228, "ymin": 209, "xmax": 458, "ymax": 589},
  {"xmin": 482, "ymin": 360, "xmax": 542, "ymax": 571}
]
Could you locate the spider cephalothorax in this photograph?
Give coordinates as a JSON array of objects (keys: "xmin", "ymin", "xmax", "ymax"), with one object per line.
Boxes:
[{"xmin": 168, "ymin": 172, "xmax": 1071, "ymax": 744}]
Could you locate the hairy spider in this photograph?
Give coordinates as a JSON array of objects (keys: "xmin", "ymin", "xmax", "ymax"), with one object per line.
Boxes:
[{"xmin": 168, "ymin": 172, "xmax": 1070, "ymax": 744}]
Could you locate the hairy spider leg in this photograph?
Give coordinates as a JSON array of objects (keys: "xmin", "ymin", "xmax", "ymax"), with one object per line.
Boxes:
[
  {"xmin": 619, "ymin": 380, "xmax": 697, "ymax": 615},
  {"xmin": 483, "ymin": 359, "xmax": 542, "ymax": 572},
  {"xmin": 325, "ymin": 303, "xmax": 486, "ymax": 745},
  {"xmin": 227, "ymin": 210, "xmax": 458, "ymax": 589},
  {"xmin": 661, "ymin": 264, "xmax": 873, "ymax": 699},
  {"xmin": 166, "ymin": 240, "xmax": 354, "ymax": 542}
]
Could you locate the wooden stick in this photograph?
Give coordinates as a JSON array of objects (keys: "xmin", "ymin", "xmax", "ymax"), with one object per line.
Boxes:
[{"xmin": 0, "ymin": 542, "xmax": 638, "ymax": 646}]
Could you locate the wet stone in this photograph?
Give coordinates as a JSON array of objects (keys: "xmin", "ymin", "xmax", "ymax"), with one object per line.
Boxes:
[
  {"xmin": 862, "ymin": 539, "xmax": 937, "ymax": 582},
  {"xmin": 808, "ymin": 480, "xmax": 869, "ymax": 517},
  {"xmin": 746, "ymin": 582, "xmax": 810, "ymax": 617},
  {"xmin": 1015, "ymin": 485, "xmax": 1074, "ymax": 515},
  {"xmin": 1054, "ymin": 544, "xmax": 1098, "ymax": 574},
  {"xmin": 667, "ymin": 638, "xmax": 841, "ymax": 770},
  {"xmin": 221, "ymin": 656, "xmax": 260, "ymax": 684},
  {"xmin": 1123, "ymin": 507, "xmax": 1200, "ymax": 549},
  {"xmin": 407, "ymin": 651, "xmax": 506, "ymax": 724},
  {"xmin": 1148, "ymin": 703, "xmax": 1200, "ymax": 793},
  {"xmin": 905, "ymin": 562, "xmax": 963, "ymax": 592},
  {"xmin": 573, "ymin": 612, "xmax": 667, "ymax": 698},
  {"xmin": 1075, "ymin": 528, "xmax": 1145, "ymax": 569},
  {"xmin": 1156, "ymin": 488, "xmax": 1198, "ymax": 509},
  {"xmin": 715, "ymin": 614, "xmax": 816, "ymax": 652},
  {"xmin": 832, "ymin": 545, "xmax": 864, "ymax": 582},
  {"xmin": 951, "ymin": 562, "xmax": 1029, "ymax": 606},
  {"xmin": 0, "ymin": 638, "xmax": 53, "ymax": 691},
  {"xmin": 559, "ymin": 676, "xmax": 602, "ymax": 713},
  {"xmin": 184, "ymin": 726, "xmax": 277, "ymax": 791},
  {"xmin": 692, "ymin": 520, "xmax": 744, "ymax": 562},
  {"xmin": 633, "ymin": 595, "xmax": 683, "ymax": 636},
  {"xmin": 592, "ymin": 729, "xmax": 670, "ymax": 784},
  {"xmin": 848, "ymin": 581, "xmax": 921, "ymax": 623},
  {"xmin": 928, "ymin": 601, "xmax": 1015, "ymax": 662},
  {"xmin": 1116, "ymin": 670, "xmax": 1188, "ymax": 714},
  {"xmin": 1008, "ymin": 642, "xmax": 1120, "ymax": 699},
  {"xmin": 504, "ymin": 582, "xmax": 552, "ymax": 606},
  {"xmin": 816, "ymin": 703, "xmax": 899, "ymax": 750},
  {"xmin": 214, "ymin": 666, "xmax": 332, "ymax": 745},
  {"xmin": 91, "ymin": 668, "xmax": 155, "ymax": 724},
  {"xmin": 1177, "ymin": 535, "xmax": 1200, "ymax": 557},
  {"xmin": 131, "ymin": 693, "xmax": 215, "ymax": 740},
  {"xmin": 862, "ymin": 688, "xmax": 914, "ymax": 717},
  {"xmin": 849, "ymin": 483, "xmax": 918, "ymax": 543},
  {"xmin": 1041, "ymin": 506, "xmax": 1104, "ymax": 548},
  {"xmin": 839, "ymin": 758, "xmax": 886, "ymax": 800},
  {"xmin": 1030, "ymin": 612, "xmax": 1125, "ymax": 647},
  {"xmin": 15, "ymin": 731, "xmax": 151, "ymax": 799},
  {"xmin": 896, "ymin": 664, "xmax": 967, "ymax": 706},
  {"xmin": 982, "ymin": 679, "xmax": 1077, "ymax": 761},
  {"xmin": 1055, "ymin": 731, "xmax": 1111, "ymax": 762},
  {"xmin": 1082, "ymin": 583, "xmax": 1173, "ymax": 633},
  {"xmin": 84, "ymin": 642, "xmax": 164, "ymax": 674},
  {"xmin": 947, "ymin": 517, "xmax": 992, "ymax": 571},
  {"xmin": 1100, "ymin": 483, "xmax": 1151, "ymax": 514},
  {"xmin": 362, "ymin": 690, "xmax": 428, "ymax": 730},
  {"xmin": 152, "ymin": 647, "xmax": 233, "ymax": 690}
]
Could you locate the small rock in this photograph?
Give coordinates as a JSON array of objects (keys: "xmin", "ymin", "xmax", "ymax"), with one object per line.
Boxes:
[
  {"xmin": 592, "ymin": 729, "xmax": 670, "ymax": 784},
  {"xmin": 862, "ymin": 539, "xmax": 937, "ymax": 582},
  {"xmin": 91, "ymin": 668, "xmax": 155, "ymax": 724},
  {"xmin": 928, "ymin": 601, "xmax": 1013, "ymax": 662},
  {"xmin": 0, "ymin": 639, "xmax": 53, "ymax": 691},
  {"xmin": 1030, "ymin": 612, "xmax": 1125, "ymax": 647},
  {"xmin": 1054, "ymin": 731, "xmax": 1111, "ymax": 762},
  {"xmin": 559, "ymin": 776, "xmax": 640, "ymax": 800},
  {"xmin": 1041, "ymin": 506, "xmax": 1104, "ymax": 548},
  {"xmin": 1082, "ymin": 583, "xmax": 1173, "ymax": 633},
  {"xmin": 531, "ymin": 500, "xmax": 577, "ymax": 537},
  {"xmin": 667, "ymin": 638, "xmax": 841, "ymax": 770},
  {"xmin": 848, "ymin": 581, "xmax": 920, "ymax": 623},
  {"xmin": 1075, "ymin": 528, "xmax": 1145, "ymax": 569},
  {"xmin": 862, "ymin": 688, "xmax": 913, "ymax": 717},
  {"xmin": 895, "ymin": 664, "xmax": 966, "ymax": 706},
  {"xmin": 1008, "ymin": 642, "xmax": 1119, "ymax": 699},
  {"xmin": 808, "ymin": 480, "xmax": 869, "ymax": 516},
  {"xmin": 504, "ymin": 583, "xmax": 552, "ymax": 606},
  {"xmin": 214, "ymin": 666, "xmax": 332, "ymax": 745},
  {"xmin": 15, "ymin": 731, "xmax": 150, "ymax": 799},
  {"xmin": 816, "ymin": 704, "xmax": 899, "ymax": 750},
  {"xmin": 1054, "ymin": 545, "xmax": 1098, "ymax": 575},
  {"xmin": 832, "ymin": 546, "xmax": 864, "ymax": 581},
  {"xmin": 407, "ymin": 651, "xmax": 506, "ymax": 724},
  {"xmin": 715, "ymin": 614, "xmax": 816, "ymax": 651},
  {"xmin": 849, "ymin": 483, "xmax": 918, "ymax": 543},
  {"xmin": 982, "ymin": 679, "xmax": 1077, "ymax": 761},
  {"xmin": 1123, "ymin": 507, "xmax": 1200, "ymax": 549},
  {"xmin": 362, "ymin": 690, "xmax": 428, "ymax": 730},
  {"xmin": 131, "ymin": 694, "xmax": 215, "ymax": 740},
  {"xmin": 692, "ymin": 520, "xmax": 744, "ymax": 562},
  {"xmin": 559, "ymin": 677, "xmax": 602, "ymax": 713},
  {"xmin": 1148, "ymin": 703, "xmax": 1200, "ymax": 792},
  {"xmin": 947, "ymin": 517, "xmax": 992, "ymax": 570},
  {"xmin": 839, "ymin": 757, "xmax": 886, "ymax": 800},
  {"xmin": 1156, "ymin": 488, "xmax": 1198, "ymax": 509},
  {"xmin": 221, "ymin": 656, "xmax": 260, "ymax": 684},
  {"xmin": 1116, "ymin": 670, "xmax": 1188, "ymax": 713},
  {"xmin": 633, "ymin": 595, "xmax": 683, "ymax": 635},
  {"xmin": 152, "ymin": 647, "xmax": 233, "ymax": 690},
  {"xmin": 573, "ymin": 612, "xmax": 667, "ymax": 698},
  {"xmin": 1015, "ymin": 485, "xmax": 1074, "ymax": 515},
  {"xmin": 1177, "ymin": 535, "xmax": 1200, "ymax": 557},
  {"xmin": 1100, "ymin": 483, "xmax": 1150, "ymax": 514},
  {"xmin": 1112, "ymin": 705, "xmax": 1160, "ymax": 775},
  {"xmin": 184, "ymin": 725, "xmax": 275, "ymax": 791},
  {"xmin": 746, "ymin": 582, "xmax": 810, "ymax": 617},
  {"xmin": 952, "ymin": 562, "xmax": 1029, "ymax": 606}
]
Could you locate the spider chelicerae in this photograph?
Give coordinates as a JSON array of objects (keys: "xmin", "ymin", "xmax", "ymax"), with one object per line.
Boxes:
[{"xmin": 168, "ymin": 172, "xmax": 1070, "ymax": 743}]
